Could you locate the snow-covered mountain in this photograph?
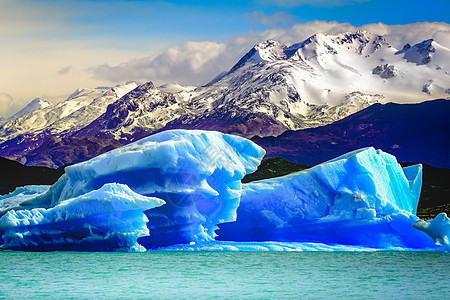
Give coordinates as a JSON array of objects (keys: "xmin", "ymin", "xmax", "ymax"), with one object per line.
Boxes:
[
  {"xmin": 1, "ymin": 30, "xmax": 449, "ymax": 167},
  {"xmin": 75, "ymin": 82, "xmax": 190, "ymax": 140},
  {"xmin": 86, "ymin": 31, "xmax": 449, "ymax": 139},
  {"xmin": 7, "ymin": 98, "xmax": 52, "ymax": 122},
  {"xmin": 0, "ymin": 82, "xmax": 137, "ymax": 143},
  {"xmin": 180, "ymin": 31, "xmax": 449, "ymax": 131},
  {"xmin": 0, "ymin": 82, "xmax": 137, "ymax": 164}
]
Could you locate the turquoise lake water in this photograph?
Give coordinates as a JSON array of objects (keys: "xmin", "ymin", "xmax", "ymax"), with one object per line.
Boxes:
[{"xmin": 1, "ymin": 250, "xmax": 449, "ymax": 299}]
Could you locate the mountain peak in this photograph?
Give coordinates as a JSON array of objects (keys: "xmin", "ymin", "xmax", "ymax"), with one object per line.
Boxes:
[
  {"xmin": 112, "ymin": 82, "xmax": 138, "ymax": 98},
  {"xmin": 66, "ymin": 88, "xmax": 85, "ymax": 101},
  {"xmin": 254, "ymin": 39, "xmax": 283, "ymax": 50},
  {"xmin": 286, "ymin": 31, "xmax": 389, "ymax": 62},
  {"xmin": 332, "ymin": 31, "xmax": 389, "ymax": 54},
  {"xmin": 138, "ymin": 81, "xmax": 156, "ymax": 90},
  {"xmin": 8, "ymin": 97, "xmax": 52, "ymax": 121},
  {"xmin": 228, "ymin": 39, "xmax": 287, "ymax": 74}
]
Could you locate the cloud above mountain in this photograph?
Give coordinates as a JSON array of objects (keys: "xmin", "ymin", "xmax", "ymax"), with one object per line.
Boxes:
[
  {"xmin": 0, "ymin": 93, "xmax": 14, "ymax": 116},
  {"xmin": 89, "ymin": 21, "xmax": 450, "ymax": 86}
]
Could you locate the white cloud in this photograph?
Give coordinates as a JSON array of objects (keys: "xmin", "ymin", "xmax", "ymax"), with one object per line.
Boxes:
[
  {"xmin": 89, "ymin": 41, "xmax": 228, "ymax": 86},
  {"xmin": 0, "ymin": 93, "xmax": 14, "ymax": 116},
  {"xmin": 57, "ymin": 65, "xmax": 72, "ymax": 75},
  {"xmin": 91, "ymin": 21, "xmax": 450, "ymax": 87}
]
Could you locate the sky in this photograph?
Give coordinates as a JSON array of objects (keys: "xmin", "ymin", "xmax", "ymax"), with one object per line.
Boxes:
[{"xmin": 1, "ymin": 0, "xmax": 449, "ymax": 117}]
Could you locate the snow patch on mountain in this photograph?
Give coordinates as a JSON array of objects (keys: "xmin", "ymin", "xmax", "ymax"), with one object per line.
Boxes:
[
  {"xmin": 158, "ymin": 83, "xmax": 196, "ymax": 93},
  {"xmin": 113, "ymin": 82, "xmax": 138, "ymax": 98},
  {"xmin": 7, "ymin": 98, "xmax": 52, "ymax": 121}
]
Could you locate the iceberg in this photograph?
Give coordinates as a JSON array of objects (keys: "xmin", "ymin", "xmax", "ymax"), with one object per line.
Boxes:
[
  {"xmin": 0, "ymin": 130, "xmax": 265, "ymax": 250},
  {"xmin": 0, "ymin": 130, "xmax": 445, "ymax": 252},
  {"xmin": 0, "ymin": 183, "xmax": 165, "ymax": 252},
  {"xmin": 217, "ymin": 147, "xmax": 440, "ymax": 250},
  {"xmin": 413, "ymin": 213, "xmax": 450, "ymax": 251}
]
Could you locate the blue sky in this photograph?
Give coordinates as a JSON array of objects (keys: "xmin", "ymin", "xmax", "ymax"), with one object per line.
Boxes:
[
  {"xmin": 0, "ymin": 0, "xmax": 449, "ymax": 115},
  {"xmin": 14, "ymin": 0, "xmax": 449, "ymax": 47}
]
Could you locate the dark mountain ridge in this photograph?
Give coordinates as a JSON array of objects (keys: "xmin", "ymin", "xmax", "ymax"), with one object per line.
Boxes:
[
  {"xmin": 252, "ymin": 99, "xmax": 450, "ymax": 169},
  {"xmin": 0, "ymin": 156, "xmax": 64, "ymax": 195}
]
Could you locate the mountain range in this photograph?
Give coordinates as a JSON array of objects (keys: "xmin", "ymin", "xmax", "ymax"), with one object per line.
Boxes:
[{"xmin": 0, "ymin": 30, "xmax": 449, "ymax": 168}]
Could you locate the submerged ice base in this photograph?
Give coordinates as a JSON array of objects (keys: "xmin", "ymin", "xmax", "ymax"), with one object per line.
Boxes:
[
  {"xmin": 218, "ymin": 147, "xmax": 441, "ymax": 250},
  {"xmin": 154, "ymin": 241, "xmax": 443, "ymax": 252}
]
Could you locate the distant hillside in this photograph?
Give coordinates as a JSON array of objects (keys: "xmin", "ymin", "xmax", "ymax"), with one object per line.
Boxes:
[
  {"xmin": 252, "ymin": 99, "xmax": 450, "ymax": 169},
  {"xmin": 0, "ymin": 157, "xmax": 64, "ymax": 195}
]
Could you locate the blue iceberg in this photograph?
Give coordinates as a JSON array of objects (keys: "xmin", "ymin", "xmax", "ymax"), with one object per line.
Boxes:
[
  {"xmin": 218, "ymin": 148, "xmax": 441, "ymax": 250},
  {"xmin": 0, "ymin": 130, "xmax": 265, "ymax": 251},
  {"xmin": 413, "ymin": 213, "xmax": 450, "ymax": 251},
  {"xmin": 0, "ymin": 130, "xmax": 446, "ymax": 252},
  {"xmin": 0, "ymin": 185, "xmax": 50, "ymax": 213},
  {"xmin": 0, "ymin": 183, "xmax": 165, "ymax": 252}
]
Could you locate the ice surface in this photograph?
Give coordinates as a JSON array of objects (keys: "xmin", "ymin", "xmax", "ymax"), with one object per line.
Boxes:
[
  {"xmin": 413, "ymin": 213, "xmax": 450, "ymax": 251},
  {"xmin": 402, "ymin": 164, "xmax": 422, "ymax": 215},
  {"xmin": 5, "ymin": 130, "xmax": 265, "ymax": 249},
  {"xmin": 0, "ymin": 185, "xmax": 50, "ymax": 213},
  {"xmin": 218, "ymin": 147, "xmax": 439, "ymax": 250},
  {"xmin": 0, "ymin": 183, "xmax": 164, "ymax": 252}
]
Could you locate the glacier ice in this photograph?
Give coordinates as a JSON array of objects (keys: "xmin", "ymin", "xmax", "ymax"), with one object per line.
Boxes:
[
  {"xmin": 0, "ymin": 183, "xmax": 165, "ymax": 252},
  {"xmin": 0, "ymin": 185, "xmax": 50, "ymax": 213},
  {"xmin": 413, "ymin": 213, "xmax": 450, "ymax": 251},
  {"xmin": 0, "ymin": 130, "xmax": 447, "ymax": 252},
  {"xmin": 218, "ymin": 147, "xmax": 440, "ymax": 250},
  {"xmin": 0, "ymin": 130, "xmax": 265, "ymax": 250}
]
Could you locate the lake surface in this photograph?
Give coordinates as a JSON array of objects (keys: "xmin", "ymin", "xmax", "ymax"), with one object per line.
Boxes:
[{"xmin": 1, "ymin": 250, "xmax": 449, "ymax": 299}]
